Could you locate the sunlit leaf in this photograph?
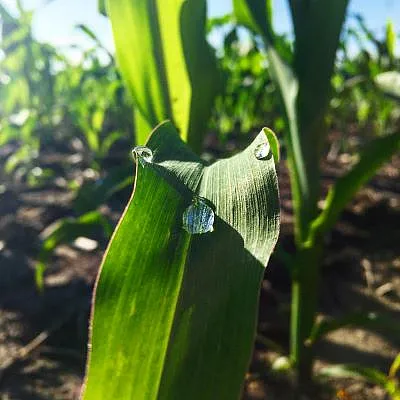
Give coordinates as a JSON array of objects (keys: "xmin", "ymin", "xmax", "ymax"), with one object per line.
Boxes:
[
  {"xmin": 385, "ymin": 20, "xmax": 396, "ymax": 60},
  {"xmin": 107, "ymin": 0, "xmax": 220, "ymax": 151},
  {"xmin": 389, "ymin": 353, "xmax": 400, "ymax": 379}
]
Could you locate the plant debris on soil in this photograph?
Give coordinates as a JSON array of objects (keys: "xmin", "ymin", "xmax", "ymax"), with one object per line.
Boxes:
[{"xmin": 0, "ymin": 137, "xmax": 399, "ymax": 400}]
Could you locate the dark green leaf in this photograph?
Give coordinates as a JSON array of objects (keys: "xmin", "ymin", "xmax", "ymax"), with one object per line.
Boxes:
[
  {"xmin": 98, "ymin": 0, "xmax": 107, "ymax": 16},
  {"xmin": 82, "ymin": 122, "xmax": 280, "ymax": 399}
]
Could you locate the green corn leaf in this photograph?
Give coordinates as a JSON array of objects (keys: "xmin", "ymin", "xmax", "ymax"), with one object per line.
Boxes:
[
  {"xmin": 319, "ymin": 364, "xmax": 389, "ymax": 387},
  {"xmin": 389, "ymin": 353, "xmax": 400, "ymax": 379},
  {"xmin": 107, "ymin": 0, "xmax": 220, "ymax": 151},
  {"xmin": 375, "ymin": 71, "xmax": 400, "ymax": 102},
  {"xmin": 82, "ymin": 122, "xmax": 280, "ymax": 399},
  {"xmin": 233, "ymin": 0, "xmax": 274, "ymax": 42},
  {"xmin": 385, "ymin": 20, "xmax": 396, "ymax": 60},
  {"xmin": 235, "ymin": 0, "xmax": 349, "ymax": 242},
  {"xmin": 76, "ymin": 23, "xmax": 100, "ymax": 43},
  {"xmin": 321, "ymin": 364, "xmax": 400, "ymax": 399},
  {"xmin": 289, "ymin": 0, "xmax": 349, "ymax": 241},
  {"xmin": 98, "ymin": 0, "xmax": 107, "ymax": 16},
  {"xmin": 308, "ymin": 312, "xmax": 400, "ymax": 345},
  {"xmin": 388, "ymin": 353, "xmax": 400, "ymax": 379},
  {"xmin": 263, "ymin": 127, "xmax": 280, "ymax": 163},
  {"xmin": 308, "ymin": 131, "xmax": 400, "ymax": 244}
]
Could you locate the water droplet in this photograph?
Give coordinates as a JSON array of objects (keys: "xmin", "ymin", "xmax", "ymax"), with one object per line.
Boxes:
[
  {"xmin": 254, "ymin": 142, "xmax": 270, "ymax": 160},
  {"xmin": 132, "ymin": 146, "xmax": 153, "ymax": 167},
  {"xmin": 182, "ymin": 197, "xmax": 214, "ymax": 234}
]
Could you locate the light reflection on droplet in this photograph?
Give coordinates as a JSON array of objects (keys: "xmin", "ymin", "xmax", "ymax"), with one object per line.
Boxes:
[
  {"xmin": 132, "ymin": 146, "xmax": 153, "ymax": 167},
  {"xmin": 182, "ymin": 196, "xmax": 214, "ymax": 235},
  {"xmin": 254, "ymin": 142, "xmax": 271, "ymax": 160}
]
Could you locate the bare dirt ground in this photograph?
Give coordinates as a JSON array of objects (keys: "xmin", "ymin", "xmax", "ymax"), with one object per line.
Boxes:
[{"xmin": 0, "ymin": 138, "xmax": 399, "ymax": 400}]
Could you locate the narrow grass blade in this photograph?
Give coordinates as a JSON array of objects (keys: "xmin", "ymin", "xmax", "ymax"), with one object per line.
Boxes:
[{"xmin": 82, "ymin": 122, "xmax": 280, "ymax": 399}]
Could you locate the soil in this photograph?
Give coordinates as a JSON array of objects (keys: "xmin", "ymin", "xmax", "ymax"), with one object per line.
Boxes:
[{"xmin": 0, "ymin": 137, "xmax": 399, "ymax": 400}]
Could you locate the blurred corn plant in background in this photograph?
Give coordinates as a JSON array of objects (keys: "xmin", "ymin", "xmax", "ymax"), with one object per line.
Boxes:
[
  {"xmin": 0, "ymin": 2, "xmax": 133, "ymax": 284},
  {"xmin": 233, "ymin": 0, "xmax": 400, "ymax": 390},
  {"xmin": 328, "ymin": 15, "xmax": 400, "ymax": 154},
  {"xmin": 207, "ymin": 15, "xmax": 287, "ymax": 139},
  {"xmin": 0, "ymin": 3, "xmax": 133, "ymax": 173}
]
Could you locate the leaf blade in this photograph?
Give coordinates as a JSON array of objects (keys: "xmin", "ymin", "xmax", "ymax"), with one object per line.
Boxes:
[
  {"xmin": 82, "ymin": 122, "xmax": 280, "ymax": 399},
  {"xmin": 107, "ymin": 0, "xmax": 220, "ymax": 150}
]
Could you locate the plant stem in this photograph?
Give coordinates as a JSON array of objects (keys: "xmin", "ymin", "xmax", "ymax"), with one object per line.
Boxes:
[{"xmin": 290, "ymin": 242, "xmax": 323, "ymax": 387}]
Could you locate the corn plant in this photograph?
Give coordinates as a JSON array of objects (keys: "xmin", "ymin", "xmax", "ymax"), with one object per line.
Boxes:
[
  {"xmin": 82, "ymin": 122, "xmax": 280, "ymax": 399},
  {"xmin": 233, "ymin": 0, "xmax": 400, "ymax": 388}
]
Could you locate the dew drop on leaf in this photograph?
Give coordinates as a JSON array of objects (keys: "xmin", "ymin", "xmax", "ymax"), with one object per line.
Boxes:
[
  {"xmin": 182, "ymin": 197, "xmax": 214, "ymax": 234},
  {"xmin": 254, "ymin": 142, "xmax": 271, "ymax": 160},
  {"xmin": 132, "ymin": 146, "xmax": 153, "ymax": 167}
]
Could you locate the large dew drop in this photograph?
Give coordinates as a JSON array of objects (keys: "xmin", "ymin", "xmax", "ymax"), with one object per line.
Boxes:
[
  {"xmin": 182, "ymin": 197, "xmax": 214, "ymax": 234},
  {"xmin": 254, "ymin": 142, "xmax": 271, "ymax": 160},
  {"xmin": 132, "ymin": 146, "xmax": 153, "ymax": 167}
]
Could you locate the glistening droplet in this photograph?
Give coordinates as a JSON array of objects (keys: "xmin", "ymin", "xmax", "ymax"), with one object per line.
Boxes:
[
  {"xmin": 182, "ymin": 197, "xmax": 214, "ymax": 234},
  {"xmin": 254, "ymin": 142, "xmax": 270, "ymax": 160},
  {"xmin": 132, "ymin": 146, "xmax": 153, "ymax": 167}
]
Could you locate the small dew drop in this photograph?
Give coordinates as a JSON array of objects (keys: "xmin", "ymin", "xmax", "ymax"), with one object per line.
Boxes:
[
  {"xmin": 132, "ymin": 146, "xmax": 153, "ymax": 167},
  {"xmin": 254, "ymin": 142, "xmax": 271, "ymax": 160},
  {"xmin": 182, "ymin": 197, "xmax": 214, "ymax": 235}
]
